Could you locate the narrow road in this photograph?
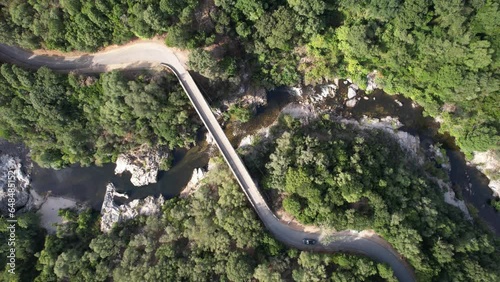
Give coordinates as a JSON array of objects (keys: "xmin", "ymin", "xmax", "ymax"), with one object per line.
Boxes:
[{"xmin": 0, "ymin": 41, "xmax": 416, "ymax": 282}]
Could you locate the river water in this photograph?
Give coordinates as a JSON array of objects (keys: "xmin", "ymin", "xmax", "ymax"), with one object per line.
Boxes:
[{"xmin": 30, "ymin": 144, "xmax": 209, "ymax": 209}]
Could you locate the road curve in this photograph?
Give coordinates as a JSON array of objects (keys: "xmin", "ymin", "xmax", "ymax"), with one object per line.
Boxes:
[{"xmin": 0, "ymin": 42, "xmax": 416, "ymax": 282}]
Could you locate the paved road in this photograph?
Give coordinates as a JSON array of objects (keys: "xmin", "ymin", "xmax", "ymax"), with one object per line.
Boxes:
[{"xmin": 0, "ymin": 42, "xmax": 416, "ymax": 282}]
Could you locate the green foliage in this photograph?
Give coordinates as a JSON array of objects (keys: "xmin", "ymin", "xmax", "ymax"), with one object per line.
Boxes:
[
  {"xmin": 301, "ymin": 0, "xmax": 500, "ymax": 155},
  {"xmin": 0, "ymin": 213, "xmax": 45, "ymax": 282},
  {"xmin": 188, "ymin": 49, "xmax": 239, "ymax": 82},
  {"xmin": 492, "ymin": 198, "xmax": 500, "ymax": 212},
  {"xmin": 227, "ymin": 104, "xmax": 252, "ymax": 123},
  {"xmin": 0, "ymin": 0, "xmax": 203, "ymax": 51},
  {"xmin": 264, "ymin": 117, "xmax": 500, "ymax": 281},
  {"xmin": 0, "ymin": 64, "xmax": 198, "ymax": 168},
  {"xmin": 213, "ymin": 0, "xmax": 323, "ymax": 86}
]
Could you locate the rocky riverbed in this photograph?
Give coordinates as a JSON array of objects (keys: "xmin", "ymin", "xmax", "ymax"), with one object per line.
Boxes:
[
  {"xmin": 0, "ymin": 152, "xmax": 79, "ymax": 233},
  {"xmin": 0, "ymin": 154, "xmax": 36, "ymax": 215},
  {"xmin": 470, "ymin": 150, "xmax": 500, "ymax": 197},
  {"xmin": 100, "ymin": 182, "xmax": 165, "ymax": 232}
]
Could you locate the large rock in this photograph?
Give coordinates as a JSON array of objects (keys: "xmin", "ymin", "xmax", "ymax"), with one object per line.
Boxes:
[
  {"xmin": 471, "ymin": 151, "xmax": 500, "ymax": 196},
  {"xmin": 238, "ymin": 135, "xmax": 254, "ymax": 148},
  {"xmin": 290, "ymin": 87, "xmax": 303, "ymax": 96},
  {"xmin": 206, "ymin": 132, "xmax": 216, "ymax": 146},
  {"xmin": 115, "ymin": 145, "xmax": 167, "ymax": 187},
  {"xmin": 346, "ymin": 99, "xmax": 358, "ymax": 108},
  {"xmin": 180, "ymin": 168, "xmax": 206, "ymax": 198},
  {"xmin": 0, "ymin": 155, "xmax": 33, "ymax": 215},
  {"xmin": 307, "ymin": 84, "xmax": 337, "ymax": 104},
  {"xmin": 366, "ymin": 70, "xmax": 378, "ymax": 91},
  {"xmin": 100, "ymin": 182, "xmax": 164, "ymax": 233}
]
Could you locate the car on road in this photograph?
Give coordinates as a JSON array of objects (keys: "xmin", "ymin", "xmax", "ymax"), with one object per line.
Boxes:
[{"xmin": 303, "ymin": 238, "xmax": 316, "ymax": 245}]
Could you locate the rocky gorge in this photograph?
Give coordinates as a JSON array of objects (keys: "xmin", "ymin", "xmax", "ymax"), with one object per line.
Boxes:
[{"xmin": 100, "ymin": 182, "xmax": 165, "ymax": 232}]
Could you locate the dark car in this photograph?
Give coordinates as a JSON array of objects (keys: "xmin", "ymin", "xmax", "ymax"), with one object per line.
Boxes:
[{"xmin": 303, "ymin": 238, "xmax": 316, "ymax": 245}]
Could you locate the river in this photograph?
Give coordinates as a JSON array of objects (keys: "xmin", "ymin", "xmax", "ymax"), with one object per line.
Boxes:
[{"xmin": 3, "ymin": 84, "xmax": 498, "ymax": 234}]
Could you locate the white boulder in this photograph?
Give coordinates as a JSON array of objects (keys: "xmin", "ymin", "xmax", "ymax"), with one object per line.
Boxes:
[
  {"xmin": 115, "ymin": 145, "xmax": 167, "ymax": 187},
  {"xmin": 347, "ymin": 87, "xmax": 357, "ymax": 99},
  {"xmin": 180, "ymin": 168, "xmax": 207, "ymax": 198},
  {"xmin": 346, "ymin": 99, "xmax": 357, "ymax": 108},
  {"xmin": 366, "ymin": 70, "xmax": 378, "ymax": 91},
  {"xmin": 100, "ymin": 182, "xmax": 164, "ymax": 233}
]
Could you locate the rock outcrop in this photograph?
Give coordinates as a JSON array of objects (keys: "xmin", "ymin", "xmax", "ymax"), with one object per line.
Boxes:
[
  {"xmin": 224, "ymin": 86, "xmax": 267, "ymax": 110},
  {"xmin": 206, "ymin": 132, "xmax": 216, "ymax": 146},
  {"xmin": 471, "ymin": 150, "xmax": 500, "ymax": 196},
  {"xmin": 100, "ymin": 182, "xmax": 164, "ymax": 233},
  {"xmin": 0, "ymin": 155, "xmax": 34, "ymax": 215},
  {"xmin": 180, "ymin": 168, "xmax": 207, "ymax": 198},
  {"xmin": 340, "ymin": 116, "xmax": 422, "ymax": 163},
  {"xmin": 435, "ymin": 178, "xmax": 472, "ymax": 220},
  {"xmin": 115, "ymin": 145, "xmax": 168, "ymax": 187},
  {"xmin": 339, "ymin": 116, "xmax": 471, "ymax": 218},
  {"xmin": 366, "ymin": 70, "xmax": 378, "ymax": 91},
  {"xmin": 305, "ymin": 84, "xmax": 337, "ymax": 104}
]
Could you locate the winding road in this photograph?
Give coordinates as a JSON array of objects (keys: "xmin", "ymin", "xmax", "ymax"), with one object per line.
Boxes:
[{"xmin": 0, "ymin": 41, "xmax": 416, "ymax": 282}]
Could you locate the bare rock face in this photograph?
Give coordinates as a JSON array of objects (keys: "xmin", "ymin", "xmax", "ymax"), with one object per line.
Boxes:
[
  {"xmin": 366, "ymin": 70, "xmax": 378, "ymax": 91},
  {"xmin": 0, "ymin": 155, "xmax": 33, "ymax": 215},
  {"xmin": 241, "ymin": 86, "xmax": 267, "ymax": 107},
  {"xmin": 305, "ymin": 84, "xmax": 337, "ymax": 104},
  {"xmin": 471, "ymin": 151, "xmax": 500, "ymax": 196},
  {"xmin": 100, "ymin": 182, "xmax": 164, "ymax": 233},
  {"xmin": 347, "ymin": 86, "xmax": 357, "ymax": 99},
  {"xmin": 345, "ymin": 83, "xmax": 359, "ymax": 108},
  {"xmin": 180, "ymin": 168, "xmax": 206, "ymax": 198},
  {"xmin": 115, "ymin": 145, "xmax": 168, "ymax": 187}
]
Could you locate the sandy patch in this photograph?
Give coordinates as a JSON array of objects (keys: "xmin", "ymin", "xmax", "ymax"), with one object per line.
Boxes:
[
  {"xmin": 37, "ymin": 196, "xmax": 77, "ymax": 233},
  {"xmin": 31, "ymin": 37, "xmax": 191, "ymax": 69}
]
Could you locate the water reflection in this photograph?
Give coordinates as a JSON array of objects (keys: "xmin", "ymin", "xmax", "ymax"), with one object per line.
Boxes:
[{"xmin": 31, "ymin": 144, "xmax": 209, "ymax": 209}]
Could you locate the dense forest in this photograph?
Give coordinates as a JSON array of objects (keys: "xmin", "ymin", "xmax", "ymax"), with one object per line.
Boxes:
[
  {"xmin": 0, "ymin": 64, "xmax": 198, "ymax": 168},
  {"xmin": 0, "ymin": 161, "xmax": 396, "ymax": 282},
  {"xmin": 1, "ymin": 0, "xmax": 498, "ymax": 157},
  {"xmin": 255, "ymin": 115, "xmax": 499, "ymax": 281},
  {"xmin": 0, "ymin": 1, "xmax": 499, "ymax": 281}
]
